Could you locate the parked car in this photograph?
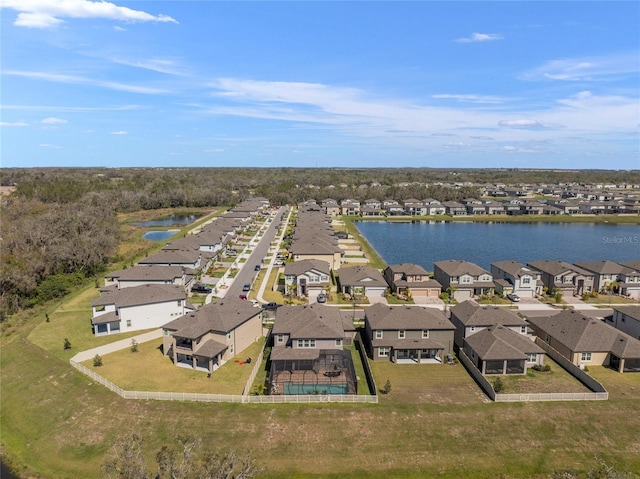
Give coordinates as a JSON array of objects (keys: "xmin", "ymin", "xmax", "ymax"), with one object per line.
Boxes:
[
  {"xmin": 263, "ymin": 302, "xmax": 279, "ymax": 310},
  {"xmin": 254, "ymin": 264, "xmax": 261, "ymax": 271},
  {"xmin": 316, "ymin": 294, "xmax": 327, "ymax": 303},
  {"xmin": 249, "ymin": 299, "xmax": 260, "ymax": 308},
  {"xmin": 506, "ymin": 293, "xmax": 521, "ymax": 302},
  {"xmin": 274, "ymin": 260, "xmax": 284, "ymax": 266},
  {"xmin": 239, "ymin": 294, "xmax": 248, "ymax": 300},
  {"xmin": 242, "ymin": 283, "xmax": 251, "ymax": 292},
  {"xmin": 191, "ymin": 284, "xmax": 212, "ymax": 294}
]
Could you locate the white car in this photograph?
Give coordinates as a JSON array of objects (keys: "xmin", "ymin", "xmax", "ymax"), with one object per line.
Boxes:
[
  {"xmin": 506, "ymin": 293, "xmax": 521, "ymax": 302},
  {"xmin": 249, "ymin": 299, "xmax": 260, "ymax": 308}
]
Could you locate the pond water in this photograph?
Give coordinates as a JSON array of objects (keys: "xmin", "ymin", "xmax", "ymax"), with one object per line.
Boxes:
[
  {"xmin": 355, "ymin": 221, "xmax": 639, "ymax": 271},
  {"xmin": 1, "ymin": 462, "xmax": 19, "ymax": 479},
  {"xmin": 143, "ymin": 230, "xmax": 178, "ymax": 241},
  {"xmin": 133, "ymin": 214, "xmax": 197, "ymax": 227}
]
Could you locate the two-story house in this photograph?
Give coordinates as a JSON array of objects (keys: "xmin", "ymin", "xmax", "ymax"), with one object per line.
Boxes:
[
  {"xmin": 609, "ymin": 306, "xmax": 640, "ymax": 340},
  {"xmin": 527, "ymin": 260, "xmax": 594, "ymax": 297},
  {"xmin": 92, "ymin": 284, "xmax": 190, "ymax": 336},
  {"xmin": 449, "ymin": 300, "xmax": 530, "ymax": 349},
  {"xmin": 433, "ymin": 260, "xmax": 494, "ymax": 300},
  {"xmin": 104, "ymin": 265, "xmax": 191, "ymax": 290},
  {"xmin": 162, "ymin": 298, "xmax": 264, "ymax": 373},
  {"xmin": 269, "ymin": 304, "xmax": 356, "ymax": 395},
  {"xmin": 490, "ymin": 260, "xmax": 541, "ymax": 298},
  {"xmin": 383, "ymin": 263, "xmax": 442, "ymax": 299},
  {"xmin": 364, "ymin": 303, "xmax": 455, "ymax": 362},
  {"xmin": 284, "ymin": 259, "xmax": 331, "ymax": 302}
]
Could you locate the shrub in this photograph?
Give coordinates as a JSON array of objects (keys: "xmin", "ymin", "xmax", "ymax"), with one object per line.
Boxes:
[
  {"xmin": 492, "ymin": 377, "xmax": 505, "ymax": 393},
  {"xmin": 93, "ymin": 354, "xmax": 103, "ymax": 367},
  {"xmin": 381, "ymin": 379, "xmax": 392, "ymax": 395},
  {"xmin": 63, "ymin": 338, "xmax": 71, "ymax": 350},
  {"xmin": 533, "ymin": 364, "xmax": 551, "ymax": 372},
  {"xmin": 130, "ymin": 338, "xmax": 138, "ymax": 353}
]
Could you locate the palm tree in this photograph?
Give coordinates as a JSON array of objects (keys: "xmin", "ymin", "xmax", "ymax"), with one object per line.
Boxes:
[{"xmin": 446, "ymin": 285, "xmax": 457, "ymax": 303}]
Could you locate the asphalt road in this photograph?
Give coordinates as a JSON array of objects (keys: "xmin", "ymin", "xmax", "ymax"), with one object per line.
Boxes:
[{"xmin": 226, "ymin": 206, "xmax": 286, "ymax": 299}]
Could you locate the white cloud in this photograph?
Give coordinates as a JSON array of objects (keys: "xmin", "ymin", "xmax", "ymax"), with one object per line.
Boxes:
[
  {"xmin": 0, "ymin": 121, "xmax": 29, "ymax": 126},
  {"xmin": 39, "ymin": 143, "xmax": 62, "ymax": 149},
  {"xmin": 110, "ymin": 130, "xmax": 127, "ymax": 135},
  {"xmin": 520, "ymin": 53, "xmax": 640, "ymax": 81},
  {"xmin": 106, "ymin": 56, "xmax": 188, "ymax": 76},
  {"xmin": 498, "ymin": 119, "xmax": 565, "ymax": 130},
  {"xmin": 41, "ymin": 116, "xmax": 67, "ymax": 124},
  {"xmin": 5, "ymin": 70, "xmax": 169, "ymax": 95},
  {"xmin": 432, "ymin": 94, "xmax": 505, "ymax": 104},
  {"xmin": 1, "ymin": 0, "xmax": 178, "ymax": 29},
  {"xmin": 455, "ymin": 32, "xmax": 503, "ymax": 43},
  {"xmin": 203, "ymin": 148, "xmax": 224, "ymax": 153}
]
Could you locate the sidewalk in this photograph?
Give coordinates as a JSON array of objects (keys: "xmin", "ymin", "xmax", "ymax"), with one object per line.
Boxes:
[{"xmin": 70, "ymin": 329, "xmax": 162, "ymax": 363}]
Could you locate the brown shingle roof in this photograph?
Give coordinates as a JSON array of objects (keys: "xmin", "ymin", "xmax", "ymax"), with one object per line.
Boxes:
[
  {"xmin": 451, "ymin": 300, "xmax": 527, "ymax": 327},
  {"xmin": 365, "ymin": 303, "xmax": 454, "ymax": 330},
  {"xmin": 92, "ymin": 284, "xmax": 185, "ymax": 308},
  {"xmin": 272, "ymin": 304, "xmax": 344, "ymax": 339}
]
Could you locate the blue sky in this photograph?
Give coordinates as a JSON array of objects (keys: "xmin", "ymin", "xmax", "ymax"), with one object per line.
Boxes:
[{"xmin": 1, "ymin": 1, "xmax": 638, "ymax": 169}]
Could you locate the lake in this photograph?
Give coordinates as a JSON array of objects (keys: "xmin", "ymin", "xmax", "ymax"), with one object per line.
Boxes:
[
  {"xmin": 143, "ymin": 230, "xmax": 178, "ymax": 241},
  {"xmin": 134, "ymin": 214, "xmax": 197, "ymax": 227},
  {"xmin": 355, "ymin": 221, "xmax": 640, "ymax": 271}
]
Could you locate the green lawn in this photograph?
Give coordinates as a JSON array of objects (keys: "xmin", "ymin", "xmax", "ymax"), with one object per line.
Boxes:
[
  {"xmin": 81, "ymin": 337, "xmax": 265, "ymax": 395},
  {"xmin": 496, "ymin": 357, "xmax": 591, "ymax": 394}
]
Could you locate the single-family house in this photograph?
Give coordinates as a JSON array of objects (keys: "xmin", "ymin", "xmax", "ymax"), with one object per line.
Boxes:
[
  {"xmin": 92, "ymin": 284, "xmax": 190, "ymax": 336},
  {"xmin": 490, "ymin": 260, "xmax": 541, "ymax": 298},
  {"xmin": 321, "ymin": 199, "xmax": 340, "ymax": 217},
  {"xmin": 104, "ymin": 265, "xmax": 191, "ymax": 290},
  {"xmin": 609, "ymin": 306, "xmax": 640, "ymax": 340},
  {"xmin": 383, "ymin": 263, "xmax": 442, "ymax": 298},
  {"xmin": 284, "ymin": 259, "xmax": 331, "ymax": 301},
  {"xmin": 269, "ymin": 304, "xmax": 356, "ymax": 395},
  {"xmin": 527, "ymin": 260, "xmax": 594, "ymax": 297},
  {"xmin": 423, "ymin": 199, "xmax": 446, "ymax": 216},
  {"xmin": 618, "ymin": 262, "xmax": 640, "ymax": 299},
  {"xmin": 433, "ymin": 260, "xmax": 494, "ymax": 300},
  {"xmin": 340, "ymin": 199, "xmax": 361, "ymax": 216},
  {"xmin": 574, "ymin": 260, "xmax": 627, "ymax": 294},
  {"xmin": 364, "ymin": 303, "xmax": 455, "ymax": 362},
  {"xmin": 289, "ymin": 238, "xmax": 343, "ymax": 271},
  {"xmin": 442, "ymin": 201, "xmax": 467, "ymax": 216},
  {"xmin": 403, "ymin": 199, "xmax": 426, "ymax": 216},
  {"xmin": 462, "ymin": 198, "xmax": 486, "ymax": 215},
  {"xmin": 338, "ymin": 265, "xmax": 388, "ymax": 299},
  {"xmin": 138, "ymin": 249, "xmax": 204, "ymax": 270},
  {"xmin": 463, "ymin": 325, "xmax": 545, "ymax": 375},
  {"xmin": 449, "ymin": 300, "xmax": 530, "ymax": 349},
  {"xmin": 383, "ymin": 199, "xmax": 405, "ymax": 216},
  {"xmin": 528, "ymin": 310, "xmax": 640, "ymax": 373},
  {"xmin": 162, "ymin": 298, "xmax": 264, "ymax": 373}
]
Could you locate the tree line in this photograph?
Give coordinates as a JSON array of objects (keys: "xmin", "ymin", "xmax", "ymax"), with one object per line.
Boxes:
[{"xmin": 1, "ymin": 167, "xmax": 637, "ymax": 320}]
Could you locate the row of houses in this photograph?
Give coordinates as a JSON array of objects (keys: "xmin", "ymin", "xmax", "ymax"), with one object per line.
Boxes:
[
  {"xmin": 91, "ymin": 199, "xmax": 271, "ymax": 336},
  {"xmin": 435, "ymin": 258, "xmax": 640, "ymax": 300},
  {"xmin": 317, "ymin": 197, "xmax": 640, "ymax": 217}
]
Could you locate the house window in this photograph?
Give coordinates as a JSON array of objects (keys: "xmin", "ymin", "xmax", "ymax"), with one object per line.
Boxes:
[
  {"xmin": 230, "ymin": 344, "xmax": 234, "ymax": 353},
  {"xmin": 335, "ymin": 339, "xmax": 342, "ymax": 347},
  {"xmin": 227, "ymin": 332, "xmax": 232, "ymax": 340},
  {"xmin": 422, "ymin": 330, "xmax": 429, "ymax": 339},
  {"xmin": 378, "ymin": 347, "xmax": 390, "ymax": 357},
  {"xmin": 527, "ymin": 353, "xmax": 537, "ymax": 362},
  {"xmin": 297, "ymin": 339, "xmax": 316, "ymax": 348},
  {"xmin": 581, "ymin": 352, "xmax": 592, "ymax": 362},
  {"xmin": 398, "ymin": 330, "xmax": 405, "ymax": 339},
  {"xmin": 520, "ymin": 326, "xmax": 527, "ymax": 334},
  {"xmin": 522, "ymin": 277, "xmax": 530, "ymax": 284},
  {"xmin": 545, "ymin": 334, "xmax": 550, "ymax": 343},
  {"xmin": 470, "ymin": 326, "xmax": 476, "ymax": 332},
  {"xmin": 126, "ymin": 320, "xmax": 132, "ymax": 327},
  {"xmin": 375, "ymin": 330, "xmax": 382, "ymax": 339},
  {"xmin": 177, "ymin": 300, "xmax": 182, "ymax": 306},
  {"xmin": 163, "ymin": 329, "xmax": 168, "ymax": 336},
  {"xmin": 277, "ymin": 334, "xmax": 283, "ymax": 343}
]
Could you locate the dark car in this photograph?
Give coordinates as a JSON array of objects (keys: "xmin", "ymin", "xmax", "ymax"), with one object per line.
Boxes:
[
  {"xmin": 263, "ymin": 302, "xmax": 279, "ymax": 310},
  {"xmin": 242, "ymin": 283, "xmax": 251, "ymax": 292},
  {"xmin": 254, "ymin": 264, "xmax": 261, "ymax": 271},
  {"xmin": 191, "ymin": 284, "xmax": 212, "ymax": 294},
  {"xmin": 239, "ymin": 294, "xmax": 248, "ymax": 300}
]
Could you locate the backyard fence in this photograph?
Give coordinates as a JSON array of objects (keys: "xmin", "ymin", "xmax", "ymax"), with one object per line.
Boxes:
[
  {"xmin": 457, "ymin": 349, "xmax": 609, "ymax": 403},
  {"xmin": 70, "ymin": 359, "xmax": 377, "ymax": 404}
]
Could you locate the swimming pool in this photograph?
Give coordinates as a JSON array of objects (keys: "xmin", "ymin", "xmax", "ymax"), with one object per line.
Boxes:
[{"xmin": 283, "ymin": 382, "xmax": 349, "ymax": 395}]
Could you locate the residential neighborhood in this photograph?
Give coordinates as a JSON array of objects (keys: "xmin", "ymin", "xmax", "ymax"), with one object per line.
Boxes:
[{"xmin": 77, "ymin": 197, "xmax": 639, "ymax": 405}]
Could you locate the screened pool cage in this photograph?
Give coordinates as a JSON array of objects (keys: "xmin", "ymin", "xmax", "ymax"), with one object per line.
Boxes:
[{"xmin": 269, "ymin": 349, "xmax": 357, "ymax": 395}]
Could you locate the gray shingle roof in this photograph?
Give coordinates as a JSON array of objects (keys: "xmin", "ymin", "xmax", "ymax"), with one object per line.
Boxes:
[
  {"xmin": 386, "ymin": 263, "xmax": 430, "ymax": 276},
  {"xmin": 338, "ymin": 265, "xmax": 387, "ymax": 288},
  {"xmin": 106, "ymin": 265, "xmax": 184, "ymax": 282},
  {"xmin": 163, "ymin": 298, "xmax": 261, "ymax": 338},
  {"xmin": 434, "ymin": 260, "xmax": 489, "ymax": 277},
  {"xmin": 92, "ymin": 284, "xmax": 185, "ymax": 308},
  {"xmin": 284, "ymin": 259, "xmax": 331, "ymax": 276},
  {"xmin": 464, "ymin": 326, "xmax": 544, "ymax": 360},
  {"xmin": 365, "ymin": 303, "xmax": 454, "ymax": 330},
  {"xmin": 272, "ymin": 304, "xmax": 344, "ymax": 339},
  {"xmin": 528, "ymin": 310, "xmax": 640, "ymax": 358},
  {"xmin": 451, "ymin": 300, "xmax": 527, "ymax": 327}
]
